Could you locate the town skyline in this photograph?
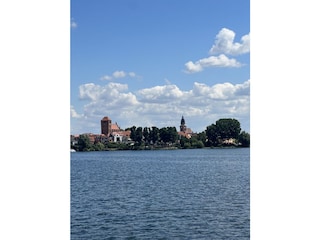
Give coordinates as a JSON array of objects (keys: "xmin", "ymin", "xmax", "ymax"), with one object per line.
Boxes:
[
  {"xmin": 70, "ymin": 115, "xmax": 244, "ymax": 137},
  {"xmin": 71, "ymin": 115, "xmax": 195, "ymax": 136}
]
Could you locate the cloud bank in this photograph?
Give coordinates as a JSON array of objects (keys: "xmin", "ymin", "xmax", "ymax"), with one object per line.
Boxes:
[{"xmin": 71, "ymin": 80, "xmax": 250, "ymax": 133}]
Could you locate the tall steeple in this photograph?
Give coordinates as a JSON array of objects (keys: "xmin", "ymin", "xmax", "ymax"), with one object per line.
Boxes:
[{"xmin": 180, "ymin": 116, "xmax": 187, "ymax": 132}]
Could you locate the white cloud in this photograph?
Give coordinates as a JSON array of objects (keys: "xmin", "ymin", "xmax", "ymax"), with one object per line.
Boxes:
[
  {"xmin": 192, "ymin": 81, "xmax": 250, "ymax": 100},
  {"xmin": 79, "ymin": 83, "xmax": 105, "ymax": 101},
  {"xmin": 234, "ymin": 79, "xmax": 250, "ymax": 96},
  {"xmin": 100, "ymin": 75, "xmax": 112, "ymax": 81},
  {"xmin": 113, "ymin": 70, "xmax": 126, "ymax": 78},
  {"xmin": 79, "ymin": 82, "xmax": 131, "ymax": 101},
  {"xmin": 209, "ymin": 28, "xmax": 250, "ymax": 55},
  {"xmin": 184, "ymin": 28, "xmax": 249, "ymax": 74},
  {"xmin": 193, "ymin": 80, "xmax": 247, "ymax": 102},
  {"xmin": 70, "ymin": 105, "xmax": 82, "ymax": 119},
  {"xmin": 138, "ymin": 84, "xmax": 185, "ymax": 102},
  {"xmin": 185, "ymin": 54, "xmax": 242, "ymax": 73},
  {"xmin": 72, "ymin": 80, "xmax": 250, "ymax": 134},
  {"xmin": 100, "ymin": 70, "xmax": 138, "ymax": 81},
  {"xmin": 184, "ymin": 61, "xmax": 203, "ymax": 73}
]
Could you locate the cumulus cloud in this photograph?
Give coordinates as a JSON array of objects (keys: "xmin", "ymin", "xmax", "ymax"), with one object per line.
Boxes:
[
  {"xmin": 138, "ymin": 84, "xmax": 185, "ymax": 102},
  {"xmin": 184, "ymin": 28, "xmax": 249, "ymax": 73},
  {"xmin": 185, "ymin": 54, "xmax": 242, "ymax": 73},
  {"xmin": 192, "ymin": 82, "xmax": 235, "ymax": 99},
  {"xmin": 234, "ymin": 80, "xmax": 250, "ymax": 96},
  {"xmin": 192, "ymin": 80, "xmax": 250, "ymax": 100},
  {"xmin": 79, "ymin": 83, "xmax": 104, "ymax": 101},
  {"xmin": 70, "ymin": 105, "xmax": 82, "ymax": 118},
  {"xmin": 79, "ymin": 82, "xmax": 132, "ymax": 101},
  {"xmin": 100, "ymin": 70, "xmax": 138, "ymax": 81},
  {"xmin": 209, "ymin": 28, "xmax": 250, "ymax": 55},
  {"xmin": 73, "ymin": 80, "xmax": 250, "ymax": 133}
]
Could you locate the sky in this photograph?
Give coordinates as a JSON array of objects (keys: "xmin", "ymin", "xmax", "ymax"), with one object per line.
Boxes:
[{"xmin": 70, "ymin": 0, "xmax": 250, "ymax": 134}]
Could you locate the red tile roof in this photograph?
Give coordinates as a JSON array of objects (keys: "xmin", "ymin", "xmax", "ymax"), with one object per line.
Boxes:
[{"xmin": 111, "ymin": 123, "xmax": 120, "ymax": 131}]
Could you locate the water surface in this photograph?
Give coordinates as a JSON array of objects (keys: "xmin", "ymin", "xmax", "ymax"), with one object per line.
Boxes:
[{"xmin": 71, "ymin": 148, "xmax": 250, "ymax": 239}]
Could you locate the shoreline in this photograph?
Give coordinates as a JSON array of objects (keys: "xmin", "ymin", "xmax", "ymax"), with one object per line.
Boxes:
[{"xmin": 71, "ymin": 145, "xmax": 249, "ymax": 152}]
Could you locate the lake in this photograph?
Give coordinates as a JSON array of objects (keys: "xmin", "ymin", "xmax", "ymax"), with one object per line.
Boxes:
[{"xmin": 71, "ymin": 148, "xmax": 250, "ymax": 239}]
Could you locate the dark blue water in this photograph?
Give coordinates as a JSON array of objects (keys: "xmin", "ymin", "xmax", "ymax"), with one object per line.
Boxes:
[{"xmin": 71, "ymin": 148, "xmax": 250, "ymax": 239}]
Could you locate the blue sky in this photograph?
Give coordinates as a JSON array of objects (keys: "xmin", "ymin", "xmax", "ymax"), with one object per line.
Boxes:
[{"xmin": 71, "ymin": 0, "xmax": 250, "ymax": 134}]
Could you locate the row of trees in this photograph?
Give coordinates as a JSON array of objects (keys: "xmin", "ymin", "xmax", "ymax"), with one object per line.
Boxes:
[
  {"xmin": 73, "ymin": 118, "xmax": 250, "ymax": 151},
  {"xmin": 127, "ymin": 126, "xmax": 178, "ymax": 145}
]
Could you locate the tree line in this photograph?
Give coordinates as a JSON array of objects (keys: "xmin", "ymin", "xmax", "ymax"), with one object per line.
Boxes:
[{"xmin": 72, "ymin": 118, "xmax": 250, "ymax": 151}]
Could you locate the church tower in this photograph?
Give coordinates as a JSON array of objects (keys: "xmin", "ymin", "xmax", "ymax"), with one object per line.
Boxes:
[
  {"xmin": 180, "ymin": 116, "xmax": 187, "ymax": 132},
  {"xmin": 101, "ymin": 116, "xmax": 112, "ymax": 136}
]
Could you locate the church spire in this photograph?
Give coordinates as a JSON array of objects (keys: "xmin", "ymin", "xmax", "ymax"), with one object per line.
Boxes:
[
  {"xmin": 181, "ymin": 116, "xmax": 185, "ymax": 125},
  {"xmin": 180, "ymin": 116, "xmax": 186, "ymax": 132}
]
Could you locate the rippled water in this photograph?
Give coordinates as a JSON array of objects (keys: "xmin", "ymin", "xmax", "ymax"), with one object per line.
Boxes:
[{"xmin": 71, "ymin": 148, "xmax": 250, "ymax": 239}]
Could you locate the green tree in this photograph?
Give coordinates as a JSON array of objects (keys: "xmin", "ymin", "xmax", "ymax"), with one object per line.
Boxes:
[
  {"xmin": 190, "ymin": 136, "xmax": 204, "ymax": 148},
  {"xmin": 238, "ymin": 131, "xmax": 250, "ymax": 147},
  {"xmin": 136, "ymin": 127, "xmax": 143, "ymax": 144},
  {"xmin": 194, "ymin": 140, "xmax": 204, "ymax": 148},
  {"xmin": 93, "ymin": 142, "xmax": 106, "ymax": 151},
  {"xmin": 143, "ymin": 127, "xmax": 151, "ymax": 144},
  {"xmin": 77, "ymin": 134, "xmax": 92, "ymax": 151},
  {"xmin": 150, "ymin": 126, "xmax": 159, "ymax": 144},
  {"xmin": 107, "ymin": 142, "xmax": 119, "ymax": 149},
  {"xmin": 159, "ymin": 127, "xmax": 178, "ymax": 143},
  {"xmin": 205, "ymin": 118, "xmax": 242, "ymax": 146},
  {"xmin": 129, "ymin": 126, "xmax": 137, "ymax": 141},
  {"xmin": 215, "ymin": 118, "xmax": 241, "ymax": 140},
  {"xmin": 179, "ymin": 136, "xmax": 188, "ymax": 148},
  {"xmin": 205, "ymin": 124, "xmax": 219, "ymax": 146},
  {"xmin": 159, "ymin": 127, "xmax": 168, "ymax": 143},
  {"xmin": 179, "ymin": 136, "xmax": 204, "ymax": 149},
  {"xmin": 195, "ymin": 131, "xmax": 207, "ymax": 146},
  {"xmin": 168, "ymin": 127, "xmax": 178, "ymax": 143}
]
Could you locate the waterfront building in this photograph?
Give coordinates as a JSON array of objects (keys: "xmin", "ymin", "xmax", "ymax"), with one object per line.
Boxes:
[
  {"xmin": 178, "ymin": 116, "xmax": 193, "ymax": 139},
  {"xmin": 101, "ymin": 116, "xmax": 112, "ymax": 136}
]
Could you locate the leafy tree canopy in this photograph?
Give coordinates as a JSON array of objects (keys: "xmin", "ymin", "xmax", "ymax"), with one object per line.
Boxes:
[
  {"xmin": 238, "ymin": 131, "xmax": 250, "ymax": 147},
  {"xmin": 215, "ymin": 118, "xmax": 241, "ymax": 139}
]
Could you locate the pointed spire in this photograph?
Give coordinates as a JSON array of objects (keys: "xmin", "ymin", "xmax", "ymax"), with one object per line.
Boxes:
[{"xmin": 181, "ymin": 116, "xmax": 185, "ymax": 125}]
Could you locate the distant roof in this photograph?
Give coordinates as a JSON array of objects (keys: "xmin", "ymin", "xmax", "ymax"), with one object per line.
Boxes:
[
  {"xmin": 111, "ymin": 123, "xmax": 120, "ymax": 130},
  {"xmin": 185, "ymin": 128, "xmax": 193, "ymax": 134},
  {"xmin": 178, "ymin": 131, "xmax": 192, "ymax": 139},
  {"xmin": 111, "ymin": 130, "xmax": 131, "ymax": 137},
  {"xmin": 101, "ymin": 116, "xmax": 111, "ymax": 121}
]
